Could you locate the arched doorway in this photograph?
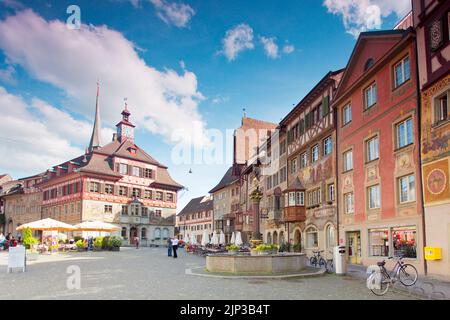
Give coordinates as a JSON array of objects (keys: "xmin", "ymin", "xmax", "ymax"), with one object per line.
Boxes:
[
  {"xmin": 294, "ymin": 229, "xmax": 301, "ymax": 245},
  {"xmin": 130, "ymin": 226, "xmax": 137, "ymax": 244},
  {"xmin": 273, "ymin": 231, "xmax": 278, "ymax": 244}
]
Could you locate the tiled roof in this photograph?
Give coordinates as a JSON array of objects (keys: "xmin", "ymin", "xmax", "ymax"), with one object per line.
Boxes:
[
  {"xmin": 209, "ymin": 166, "xmax": 239, "ymax": 194},
  {"xmin": 178, "ymin": 196, "xmax": 213, "ymax": 217},
  {"xmin": 96, "ymin": 139, "xmax": 163, "ymax": 166}
]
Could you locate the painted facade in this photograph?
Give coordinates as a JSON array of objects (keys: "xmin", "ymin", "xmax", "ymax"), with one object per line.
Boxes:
[
  {"xmin": 334, "ymin": 29, "xmax": 425, "ymax": 273},
  {"xmin": 176, "ymin": 195, "xmax": 214, "ymax": 244},
  {"xmin": 413, "ymin": 0, "xmax": 450, "ymax": 280}
]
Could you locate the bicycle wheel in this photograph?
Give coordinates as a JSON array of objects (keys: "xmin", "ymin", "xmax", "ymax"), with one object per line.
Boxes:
[
  {"xmin": 318, "ymin": 258, "xmax": 326, "ymax": 268},
  {"xmin": 398, "ymin": 264, "xmax": 418, "ymax": 286},
  {"xmin": 310, "ymin": 256, "xmax": 317, "ymax": 267},
  {"xmin": 370, "ymin": 272, "xmax": 390, "ymax": 296}
]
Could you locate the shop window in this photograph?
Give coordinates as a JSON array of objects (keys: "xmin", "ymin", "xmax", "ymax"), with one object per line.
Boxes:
[
  {"xmin": 306, "ymin": 227, "xmax": 318, "ymax": 248},
  {"xmin": 392, "ymin": 226, "xmax": 417, "ymax": 258},
  {"xmin": 369, "ymin": 228, "xmax": 389, "ymax": 257}
]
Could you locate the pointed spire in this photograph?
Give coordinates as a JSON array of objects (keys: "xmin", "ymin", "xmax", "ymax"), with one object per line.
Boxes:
[{"xmin": 88, "ymin": 81, "xmax": 102, "ymax": 152}]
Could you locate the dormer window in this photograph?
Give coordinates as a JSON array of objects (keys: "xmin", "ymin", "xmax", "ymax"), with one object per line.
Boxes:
[{"xmin": 129, "ymin": 147, "xmax": 137, "ymax": 154}]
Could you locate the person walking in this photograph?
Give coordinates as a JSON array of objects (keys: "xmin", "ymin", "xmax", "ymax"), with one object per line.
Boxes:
[
  {"xmin": 171, "ymin": 237, "xmax": 179, "ymax": 259},
  {"xmin": 135, "ymin": 235, "xmax": 140, "ymax": 249},
  {"xmin": 167, "ymin": 237, "xmax": 173, "ymax": 257}
]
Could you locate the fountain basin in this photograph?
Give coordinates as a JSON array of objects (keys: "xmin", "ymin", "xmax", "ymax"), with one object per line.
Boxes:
[{"xmin": 206, "ymin": 253, "xmax": 307, "ymax": 274}]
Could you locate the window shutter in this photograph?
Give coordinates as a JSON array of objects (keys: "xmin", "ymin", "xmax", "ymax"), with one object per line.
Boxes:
[
  {"xmin": 115, "ymin": 163, "xmax": 119, "ymax": 172},
  {"xmin": 100, "ymin": 183, "xmax": 105, "ymax": 194},
  {"xmin": 305, "ymin": 113, "xmax": 310, "ymax": 129},
  {"xmin": 299, "ymin": 118, "xmax": 305, "ymax": 135},
  {"xmin": 322, "ymin": 96, "xmax": 330, "ymax": 116}
]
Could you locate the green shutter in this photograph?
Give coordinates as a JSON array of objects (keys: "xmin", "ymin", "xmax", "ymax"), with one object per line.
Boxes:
[{"xmin": 305, "ymin": 113, "xmax": 310, "ymax": 129}]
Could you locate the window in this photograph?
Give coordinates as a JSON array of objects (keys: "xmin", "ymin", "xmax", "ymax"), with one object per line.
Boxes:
[
  {"xmin": 327, "ymin": 184, "xmax": 335, "ymax": 202},
  {"xmin": 300, "ymin": 152, "xmax": 308, "ymax": 168},
  {"xmin": 144, "ymin": 190, "xmax": 152, "ymax": 199},
  {"xmin": 156, "ymin": 191, "xmax": 163, "ymax": 201},
  {"xmin": 141, "ymin": 228, "xmax": 147, "ymax": 239},
  {"xmin": 394, "ymin": 56, "xmax": 410, "ymax": 88},
  {"xmin": 399, "ymin": 174, "xmax": 415, "ymax": 203},
  {"xmin": 132, "ymin": 188, "xmax": 141, "ymax": 198},
  {"xmin": 131, "ymin": 204, "xmax": 140, "ymax": 216},
  {"xmin": 364, "ymin": 82, "xmax": 377, "ymax": 109},
  {"xmin": 119, "ymin": 163, "xmax": 128, "ymax": 175},
  {"xmin": 131, "ymin": 166, "xmax": 140, "ymax": 177},
  {"xmin": 296, "ymin": 191, "xmax": 305, "ymax": 206},
  {"xmin": 311, "ymin": 144, "xmax": 319, "ymax": 163},
  {"xmin": 323, "ymin": 136, "xmax": 332, "ymax": 156},
  {"xmin": 280, "ymin": 140, "xmax": 286, "ymax": 155},
  {"xmin": 89, "ymin": 182, "xmax": 100, "ymax": 193},
  {"xmin": 119, "ymin": 186, "xmax": 128, "ymax": 196},
  {"xmin": 392, "ymin": 226, "xmax": 417, "ymax": 258},
  {"xmin": 166, "ymin": 193, "xmax": 174, "ymax": 202},
  {"xmin": 280, "ymin": 167, "xmax": 287, "ymax": 183},
  {"xmin": 121, "ymin": 227, "xmax": 127, "ymax": 238},
  {"xmin": 104, "ymin": 205, "xmax": 112, "ymax": 213},
  {"xmin": 307, "ymin": 188, "xmax": 321, "ymax": 207},
  {"xmin": 326, "ymin": 225, "xmax": 335, "ymax": 249},
  {"xmin": 144, "ymin": 168, "xmax": 153, "ymax": 178},
  {"xmin": 154, "ymin": 228, "xmax": 161, "ymax": 240},
  {"xmin": 343, "ymin": 104, "xmax": 352, "ymax": 125},
  {"xmin": 105, "ymin": 184, "xmax": 114, "ymax": 194},
  {"xmin": 155, "ymin": 209, "xmax": 162, "ymax": 217},
  {"xmin": 343, "ymin": 150, "xmax": 353, "ymax": 172},
  {"xmin": 369, "ymin": 228, "xmax": 389, "ymax": 257},
  {"xmin": 306, "ymin": 227, "xmax": 318, "ymax": 248},
  {"xmin": 368, "ymin": 184, "xmax": 381, "ymax": 209},
  {"xmin": 288, "ymin": 192, "xmax": 296, "ymax": 206},
  {"xmin": 396, "ymin": 118, "xmax": 413, "ymax": 148},
  {"xmin": 344, "ymin": 193, "xmax": 354, "ymax": 214},
  {"xmin": 434, "ymin": 91, "xmax": 448, "ymax": 125},
  {"xmin": 162, "ymin": 228, "xmax": 169, "ymax": 240},
  {"xmin": 366, "ymin": 136, "xmax": 379, "ymax": 162},
  {"xmin": 121, "ymin": 205, "xmax": 128, "ymax": 215},
  {"xmin": 142, "ymin": 207, "xmax": 148, "ymax": 217},
  {"xmin": 290, "ymin": 158, "xmax": 297, "ymax": 174}
]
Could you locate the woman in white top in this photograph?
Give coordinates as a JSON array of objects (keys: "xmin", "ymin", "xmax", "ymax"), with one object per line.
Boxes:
[{"xmin": 171, "ymin": 238, "xmax": 179, "ymax": 258}]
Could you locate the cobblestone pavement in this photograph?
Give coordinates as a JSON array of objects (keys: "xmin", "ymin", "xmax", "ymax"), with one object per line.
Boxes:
[{"xmin": 0, "ymin": 247, "xmax": 415, "ymax": 300}]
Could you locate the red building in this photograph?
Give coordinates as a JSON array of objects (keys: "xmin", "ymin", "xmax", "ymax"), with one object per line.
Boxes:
[{"xmin": 334, "ymin": 28, "xmax": 425, "ymax": 273}]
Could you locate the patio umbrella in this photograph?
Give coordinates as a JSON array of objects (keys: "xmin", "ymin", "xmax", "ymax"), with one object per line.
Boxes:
[
  {"xmin": 219, "ymin": 231, "xmax": 225, "ymax": 245},
  {"xmin": 16, "ymin": 218, "xmax": 76, "ymax": 231},
  {"xmin": 201, "ymin": 229, "xmax": 209, "ymax": 246},
  {"xmin": 190, "ymin": 234, "xmax": 197, "ymax": 245},
  {"xmin": 211, "ymin": 231, "xmax": 219, "ymax": 245},
  {"xmin": 74, "ymin": 221, "xmax": 120, "ymax": 232},
  {"xmin": 230, "ymin": 232, "xmax": 235, "ymax": 245},
  {"xmin": 235, "ymin": 232, "xmax": 243, "ymax": 246}
]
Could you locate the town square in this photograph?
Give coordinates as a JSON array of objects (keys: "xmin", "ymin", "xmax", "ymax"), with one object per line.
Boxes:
[{"xmin": 0, "ymin": 0, "xmax": 450, "ymax": 305}]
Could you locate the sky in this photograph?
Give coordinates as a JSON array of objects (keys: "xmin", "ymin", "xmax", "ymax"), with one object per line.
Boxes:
[{"xmin": 0, "ymin": 0, "xmax": 412, "ymax": 212}]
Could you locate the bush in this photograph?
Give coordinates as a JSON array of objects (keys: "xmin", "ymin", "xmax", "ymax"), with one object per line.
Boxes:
[
  {"xmin": 110, "ymin": 236, "xmax": 122, "ymax": 248},
  {"xmin": 226, "ymin": 244, "xmax": 240, "ymax": 251},
  {"xmin": 293, "ymin": 243, "xmax": 302, "ymax": 252},
  {"xmin": 22, "ymin": 227, "xmax": 38, "ymax": 250},
  {"xmin": 74, "ymin": 236, "xmax": 83, "ymax": 243},
  {"xmin": 75, "ymin": 240, "xmax": 84, "ymax": 248},
  {"xmin": 102, "ymin": 236, "xmax": 111, "ymax": 250},
  {"xmin": 94, "ymin": 236, "xmax": 104, "ymax": 248},
  {"xmin": 256, "ymin": 244, "xmax": 278, "ymax": 252}
]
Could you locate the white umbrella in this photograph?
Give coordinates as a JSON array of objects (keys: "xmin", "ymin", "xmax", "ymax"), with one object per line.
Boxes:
[
  {"xmin": 230, "ymin": 232, "xmax": 235, "ymax": 245},
  {"xmin": 235, "ymin": 232, "xmax": 243, "ymax": 246},
  {"xmin": 17, "ymin": 218, "xmax": 75, "ymax": 231},
  {"xmin": 219, "ymin": 231, "xmax": 225, "ymax": 245},
  {"xmin": 74, "ymin": 221, "xmax": 120, "ymax": 232},
  {"xmin": 191, "ymin": 234, "xmax": 197, "ymax": 245},
  {"xmin": 184, "ymin": 234, "xmax": 190, "ymax": 244},
  {"xmin": 211, "ymin": 231, "xmax": 219, "ymax": 245},
  {"xmin": 201, "ymin": 229, "xmax": 209, "ymax": 246}
]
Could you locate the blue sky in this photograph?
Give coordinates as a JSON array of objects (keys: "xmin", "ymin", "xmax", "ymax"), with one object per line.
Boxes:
[{"xmin": 0, "ymin": 0, "xmax": 411, "ymax": 211}]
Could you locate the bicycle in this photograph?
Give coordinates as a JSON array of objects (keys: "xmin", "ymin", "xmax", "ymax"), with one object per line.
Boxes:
[
  {"xmin": 309, "ymin": 250, "xmax": 326, "ymax": 268},
  {"xmin": 370, "ymin": 255, "xmax": 418, "ymax": 296}
]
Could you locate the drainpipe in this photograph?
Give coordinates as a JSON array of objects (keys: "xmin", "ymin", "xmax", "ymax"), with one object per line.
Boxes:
[
  {"xmin": 334, "ymin": 94, "xmax": 340, "ymax": 245},
  {"xmin": 414, "ymin": 37, "xmax": 428, "ymax": 275}
]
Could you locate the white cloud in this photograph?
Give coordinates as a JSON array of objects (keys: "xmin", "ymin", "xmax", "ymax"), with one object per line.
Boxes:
[
  {"xmin": 323, "ymin": 0, "xmax": 411, "ymax": 37},
  {"xmin": 0, "ymin": 65, "xmax": 16, "ymax": 84},
  {"xmin": 260, "ymin": 36, "xmax": 279, "ymax": 59},
  {"xmin": 0, "ymin": 10, "xmax": 210, "ymax": 149},
  {"xmin": 221, "ymin": 24, "xmax": 254, "ymax": 61},
  {"xmin": 149, "ymin": 0, "xmax": 195, "ymax": 28},
  {"xmin": 283, "ymin": 43, "xmax": 295, "ymax": 54},
  {"xmin": 0, "ymin": 87, "xmax": 85, "ymax": 175}
]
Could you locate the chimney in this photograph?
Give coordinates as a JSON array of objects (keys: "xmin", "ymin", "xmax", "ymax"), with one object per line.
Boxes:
[{"xmin": 112, "ymin": 133, "xmax": 117, "ymax": 141}]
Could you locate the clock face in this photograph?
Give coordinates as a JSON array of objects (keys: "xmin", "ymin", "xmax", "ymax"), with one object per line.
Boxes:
[{"xmin": 122, "ymin": 125, "xmax": 133, "ymax": 137}]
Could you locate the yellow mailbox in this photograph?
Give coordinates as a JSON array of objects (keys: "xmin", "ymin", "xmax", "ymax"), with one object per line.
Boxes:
[{"xmin": 424, "ymin": 247, "xmax": 442, "ymax": 261}]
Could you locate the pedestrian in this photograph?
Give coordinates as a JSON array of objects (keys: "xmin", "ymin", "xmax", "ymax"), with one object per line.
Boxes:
[
  {"xmin": 6, "ymin": 233, "xmax": 11, "ymax": 241},
  {"xmin": 171, "ymin": 237, "xmax": 179, "ymax": 258},
  {"xmin": 135, "ymin": 235, "xmax": 140, "ymax": 249},
  {"xmin": 17, "ymin": 232, "xmax": 22, "ymax": 245},
  {"xmin": 167, "ymin": 237, "xmax": 173, "ymax": 257}
]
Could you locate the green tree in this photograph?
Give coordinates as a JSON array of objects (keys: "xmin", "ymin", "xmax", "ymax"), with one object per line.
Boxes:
[{"xmin": 22, "ymin": 227, "xmax": 38, "ymax": 250}]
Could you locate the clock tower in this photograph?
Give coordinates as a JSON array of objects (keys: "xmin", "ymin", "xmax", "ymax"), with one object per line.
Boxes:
[{"xmin": 116, "ymin": 102, "xmax": 135, "ymax": 142}]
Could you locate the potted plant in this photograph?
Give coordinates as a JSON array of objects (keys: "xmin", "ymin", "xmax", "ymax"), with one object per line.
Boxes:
[
  {"xmin": 93, "ymin": 237, "xmax": 103, "ymax": 251},
  {"xmin": 102, "ymin": 236, "xmax": 111, "ymax": 251},
  {"xmin": 75, "ymin": 239, "xmax": 85, "ymax": 252},
  {"xmin": 110, "ymin": 236, "xmax": 121, "ymax": 251},
  {"xmin": 22, "ymin": 227, "xmax": 39, "ymax": 261},
  {"xmin": 226, "ymin": 244, "xmax": 239, "ymax": 254},
  {"xmin": 256, "ymin": 244, "xmax": 271, "ymax": 255}
]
